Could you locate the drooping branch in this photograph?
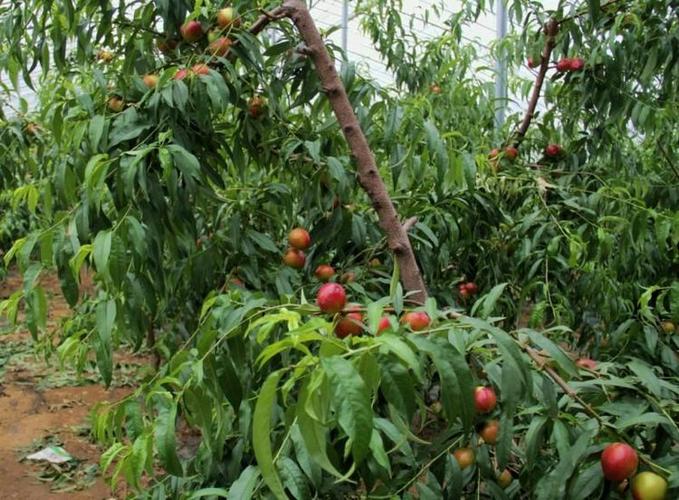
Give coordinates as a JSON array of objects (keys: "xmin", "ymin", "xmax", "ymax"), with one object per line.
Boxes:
[
  {"xmin": 512, "ymin": 19, "xmax": 559, "ymax": 147},
  {"xmin": 262, "ymin": 0, "xmax": 428, "ymax": 303}
]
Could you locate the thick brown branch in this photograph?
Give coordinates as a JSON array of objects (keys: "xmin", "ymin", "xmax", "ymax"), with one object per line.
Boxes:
[
  {"xmin": 513, "ymin": 19, "xmax": 559, "ymax": 147},
  {"xmin": 279, "ymin": 0, "xmax": 428, "ymax": 303}
]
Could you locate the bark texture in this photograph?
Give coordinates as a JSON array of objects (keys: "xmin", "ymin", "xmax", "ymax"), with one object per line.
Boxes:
[{"xmin": 255, "ymin": 0, "xmax": 428, "ymax": 302}]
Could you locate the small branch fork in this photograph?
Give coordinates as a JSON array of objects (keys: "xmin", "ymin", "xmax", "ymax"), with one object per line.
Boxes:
[{"xmin": 246, "ymin": 1, "xmax": 428, "ymax": 303}]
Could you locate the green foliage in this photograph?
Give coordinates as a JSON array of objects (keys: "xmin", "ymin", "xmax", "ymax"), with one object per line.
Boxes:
[
  {"xmin": 1, "ymin": 0, "xmax": 678, "ymax": 498},
  {"xmin": 89, "ymin": 291, "xmax": 677, "ymax": 498}
]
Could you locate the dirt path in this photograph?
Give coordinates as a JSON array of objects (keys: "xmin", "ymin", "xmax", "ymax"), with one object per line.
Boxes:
[{"xmin": 0, "ymin": 271, "xmax": 146, "ymax": 499}]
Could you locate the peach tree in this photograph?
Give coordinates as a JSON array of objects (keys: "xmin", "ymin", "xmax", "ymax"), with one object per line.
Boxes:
[{"xmin": 0, "ymin": 0, "xmax": 678, "ymax": 498}]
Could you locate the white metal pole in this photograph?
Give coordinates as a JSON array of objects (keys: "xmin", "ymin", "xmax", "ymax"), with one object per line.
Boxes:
[
  {"xmin": 341, "ymin": 0, "xmax": 349, "ymax": 54},
  {"xmin": 495, "ymin": 0, "xmax": 508, "ymax": 133}
]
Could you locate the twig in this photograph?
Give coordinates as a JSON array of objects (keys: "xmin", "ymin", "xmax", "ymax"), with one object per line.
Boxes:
[
  {"xmin": 524, "ymin": 345, "xmax": 606, "ymax": 424},
  {"xmin": 114, "ymin": 19, "xmax": 164, "ymax": 38},
  {"xmin": 512, "ymin": 19, "xmax": 559, "ymax": 147},
  {"xmin": 248, "ymin": 7, "xmax": 289, "ymax": 37}
]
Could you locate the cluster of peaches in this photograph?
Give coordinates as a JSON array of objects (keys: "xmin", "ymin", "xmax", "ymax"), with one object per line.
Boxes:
[
  {"xmin": 488, "ymin": 142, "xmax": 563, "ymax": 166},
  {"xmin": 282, "ymin": 226, "xmax": 428, "ymax": 338},
  {"xmin": 105, "ymin": 6, "xmax": 266, "ymax": 118},
  {"xmin": 449, "ymin": 386, "xmax": 515, "ymax": 488}
]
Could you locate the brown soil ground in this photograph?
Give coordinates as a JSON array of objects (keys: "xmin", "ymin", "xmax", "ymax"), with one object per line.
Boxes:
[{"xmin": 0, "ymin": 270, "xmax": 148, "ymax": 499}]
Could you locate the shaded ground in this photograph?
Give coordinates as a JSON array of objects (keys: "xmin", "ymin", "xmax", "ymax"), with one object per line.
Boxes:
[{"xmin": 0, "ymin": 270, "xmax": 149, "ymax": 499}]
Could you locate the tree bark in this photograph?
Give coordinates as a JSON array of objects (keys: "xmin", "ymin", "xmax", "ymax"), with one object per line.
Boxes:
[
  {"xmin": 513, "ymin": 19, "xmax": 559, "ymax": 146},
  {"xmin": 252, "ymin": 0, "xmax": 428, "ymax": 303}
]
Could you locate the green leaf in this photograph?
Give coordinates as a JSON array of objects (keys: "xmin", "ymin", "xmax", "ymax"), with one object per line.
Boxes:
[
  {"xmin": 247, "ymin": 230, "xmax": 279, "ymax": 254},
  {"xmin": 109, "ymin": 109, "xmax": 151, "ymax": 146},
  {"xmin": 627, "ymin": 359, "xmax": 665, "ymax": 397},
  {"xmin": 290, "ymin": 423, "xmax": 322, "ymax": 486},
  {"xmin": 366, "ymin": 300, "xmax": 384, "ymax": 334},
  {"xmin": 567, "ymin": 461, "xmax": 603, "ymax": 500},
  {"xmin": 88, "ymin": 115, "xmax": 106, "ymax": 150},
  {"xmin": 278, "ymin": 456, "xmax": 310, "ymax": 500},
  {"xmin": 616, "ymin": 412, "xmax": 675, "ymax": 431},
  {"xmin": 173, "ymin": 81, "xmax": 189, "ymax": 111},
  {"xmin": 496, "ymin": 414, "xmax": 513, "ymax": 470},
  {"xmin": 154, "ymin": 397, "xmax": 183, "ymax": 476},
  {"xmin": 25, "ymin": 285, "xmax": 47, "ymax": 339},
  {"xmin": 322, "ymin": 356, "xmax": 373, "ymax": 464},
  {"xmin": 588, "ymin": 0, "xmax": 601, "ymax": 25},
  {"xmin": 100, "ymin": 443, "xmax": 127, "ymax": 475},
  {"xmin": 252, "ymin": 371, "xmax": 287, "ymax": 500},
  {"xmin": 481, "ymin": 322, "xmax": 532, "ymax": 402},
  {"xmin": 535, "ymin": 429, "xmax": 595, "ymax": 500},
  {"xmin": 167, "ymin": 144, "xmax": 201, "ymax": 181},
  {"xmin": 227, "ymin": 466, "xmax": 260, "ymax": 500},
  {"xmin": 93, "ymin": 230, "xmax": 112, "ymax": 277},
  {"xmin": 375, "ymin": 333, "xmax": 423, "ymax": 382},
  {"xmin": 471, "ymin": 282, "xmax": 507, "ymax": 319},
  {"xmin": 379, "ymin": 360, "xmax": 417, "ymax": 421},
  {"xmin": 326, "ymin": 156, "xmax": 349, "ymax": 194},
  {"xmin": 411, "ymin": 336, "xmax": 474, "ymax": 432},
  {"xmin": 0, "ymin": 290, "xmax": 23, "ymax": 325},
  {"xmin": 423, "ymin": 120, "xmax": 449, "ymax": 183},
  {"xmin": 368, "ymin": 429, "xmax": 392, "ymax": 475},
  {"xmin": 190, "ymin": 488, "xmax": 229, "ymax": 499},
  {"xmin": 3, "ymin": 237, "xmax": 26, "ymax": 267},
  {"xmin": 95, "ymin": 299, "xmax": 115, "ymax": 386},
  {"xmin": 70, "ymin": 244, "xmax": 92, "ymax": 277},
  {"xmin": 390, "ymin": 261, "xmax": 401, "ymax": 312},
  {"xmin": 524, "ymin": 415, "xmax": 548, "ymax": 469},
  {"xmin": 296, "ymin": 399, "xmax": 344, "ymax": 479},
  {"xmin": 444, "ymin": 454, "xmax": 464, "ymax": 498},
  {"xmin": 526, "ymin": 330, "xmax": 577, "ymax": 378}
]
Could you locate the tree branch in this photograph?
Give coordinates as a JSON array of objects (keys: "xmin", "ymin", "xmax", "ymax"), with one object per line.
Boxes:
[
  {"xmin": 248, "ymin": 7, "xmax": 289, "ymax": 37},
  {"xmin": 402, "ymin": 216, "xmax": 418, "ymax": 232},
  {"xmin": 524, "ymin": 345, "xmax": 605, "ymax": 424},
  {"xmin": 270, "ymin": 0, "xmax": 428, "ymax": 303},
  {"xmin": 512, "ymin": 19, "xmax": 559, "ymax": 147}
]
